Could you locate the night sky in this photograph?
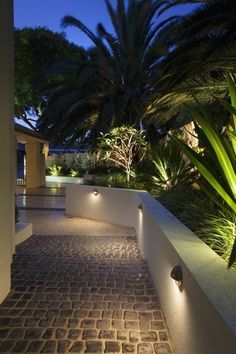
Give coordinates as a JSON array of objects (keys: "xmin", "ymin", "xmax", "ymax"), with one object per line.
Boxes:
[{"xmin": 14, "ymin": 0, "xmax": 196, "ymax": 49}]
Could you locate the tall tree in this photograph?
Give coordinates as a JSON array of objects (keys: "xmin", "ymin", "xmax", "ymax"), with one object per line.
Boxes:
[
  {"xmin": 37, "ymin": 0, "xmax": 177, "ymax": 145},
  {"xmin": 15, "ymin": 27, "xmax": 85, "ymax": 129},
  {"xmin": 151, "ymin": 0, "xmax": 236, "ymax": 124}
]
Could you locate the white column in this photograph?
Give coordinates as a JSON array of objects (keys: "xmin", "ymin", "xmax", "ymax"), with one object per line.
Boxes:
[
  {"xmin": 0, "ymin": 0, "xmax": 14, "ymax": 303},
  {"xmin": 25, "ymin": 143, "xmax": 45, "ymax": 188}
]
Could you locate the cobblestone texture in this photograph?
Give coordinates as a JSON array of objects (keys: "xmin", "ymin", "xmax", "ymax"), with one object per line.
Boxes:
[{"xmin": 0, "ymin": 235, "xmax": 174, "ymax": 353}]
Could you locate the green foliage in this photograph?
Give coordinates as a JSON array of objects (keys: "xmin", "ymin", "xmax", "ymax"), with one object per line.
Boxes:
[
  {"xmin": 85, "ymin": 172, "xmax": 127, "ymax": 188},
  {"xmin": 150, "ymin": 0, "xmax": 236, "ymax": 126},
  {"xmin": 171, "ymin": 77, "xmax": 236, "ymax": 267},
  {"xmin": 158, "ymin": 186, "xmax": 213, "ymax": 231},
  {"xmin": 195, "ymin": 210, "xmax": 236, "ymax": 264},
  {"xmin": 70, "ymin": 155, "xmax": 94, "ymax": 177},
  {"xmin": 37, "ymin": 0, "xmax": 179, "ymax": 145},
  {"xmin": 88, "ymin": 163, "xmax": 123, "ymax": 175},
  {"xmin": 99, "ymin": 126, "xmax": 147, "ymax": 184},
  {"xmin": 36, "ymin": 0, "xmax": 236, "ymax": 142},
  {"xmin": 171, "ymin": 106, "xmax": 236, "ymax": 213},
  {"xmin": 70, "ymin": 169, "xmax": 80, "ymax": 177},
  {"xmin": 137, "ymin": 141, "xmax": 193, "ymax": 196},
  {"xmin": 15, "ymin": 27, "xmax": 85, "ymax": 129},
  {"xmin": 47, "ymin": 164, "xmax": 65, "ymax": 176},
  {"xmin": 158, "ymin": 185, "xmax": 236, "ymax": 267}
]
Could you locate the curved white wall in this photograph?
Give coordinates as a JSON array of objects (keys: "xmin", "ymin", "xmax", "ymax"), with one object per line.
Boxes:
[
  {"xmin": 46, "ymin": 176, "xmax": 83, "ymax": 185},
  {"xmin": 66, "ymin": 185, "xmax": 236, "ymax": 354},
  {"xmin": 66, "ymin": 185, "xmax": 139, "ymax": 228}
]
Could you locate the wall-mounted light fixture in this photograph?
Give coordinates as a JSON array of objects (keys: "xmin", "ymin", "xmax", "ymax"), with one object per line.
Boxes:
[
  {"xmin": 138, "ymin": 203, "xmax": 143, "ymax": 210},
  {"xmin": 170, "ymin": 265, "xmax": 183, "ymax": 286},
  {"xmin": 93, "ymin": 189, "xmax": 98, "ymax": 196}
]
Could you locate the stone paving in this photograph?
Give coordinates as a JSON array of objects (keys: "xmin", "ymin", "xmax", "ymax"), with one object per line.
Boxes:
[
  {"xmin": 18, "ymin": 210, "xmax": 136, "ymax": 238},
  {"xmin": 0, "ymin": 235, "xmax": 173, "ymax": 353},
  {"xmin": 4, "ymin": 186, "xmax": 174, "ymax": 353}
]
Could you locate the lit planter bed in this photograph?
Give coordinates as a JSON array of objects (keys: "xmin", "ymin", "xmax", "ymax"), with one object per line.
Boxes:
[{"xmin": 66, "ymin": 184, "xmax": 236, "ymax": 354}]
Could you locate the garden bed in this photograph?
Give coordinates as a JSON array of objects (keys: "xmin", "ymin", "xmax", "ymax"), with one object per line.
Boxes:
[{"xmin": 66, "ymin": 185, "xmax": 236, "ymax": 354}]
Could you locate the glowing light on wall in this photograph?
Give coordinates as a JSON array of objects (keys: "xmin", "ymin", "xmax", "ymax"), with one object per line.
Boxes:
[
  {"xmin": 88, "ymin": 188, "xmax": 101, "ymax": 204},
  {"xmin": 170, "ymin": 265, "xmax": 183, "ymax": 287},
  {"xmin": 93, "ymin": 189, "xmax": 98, "ymax": 196}
]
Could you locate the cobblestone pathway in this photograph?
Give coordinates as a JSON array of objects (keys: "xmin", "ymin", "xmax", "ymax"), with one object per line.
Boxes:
[{"xmin": 0, "ymin": 235, "xmax": 173, "ymax": 353}]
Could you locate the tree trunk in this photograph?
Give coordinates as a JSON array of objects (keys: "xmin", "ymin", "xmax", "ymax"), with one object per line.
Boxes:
[{"xmin": 126, "ymin": 169, "xmax": 130, "ymax": 187}]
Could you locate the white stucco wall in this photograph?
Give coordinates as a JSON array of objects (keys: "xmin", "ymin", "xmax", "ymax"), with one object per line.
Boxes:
[
  {"xmin": 0, "ymin": 0, "xmax": 14, "ymax": 303},
  {"xmin": 66, "ymin": 185, "xmax": 236, "ymax": 354},
  {"xmin": 25, "ymin": 143, "xmax": 46, "ymax": 188},
  {"xmin": 46, "ymin": 176, "xmax": 83, "ymax": 185},
  {"xmin": 66, "ymin": 185, "xmax": 140, "ymax": 228}
]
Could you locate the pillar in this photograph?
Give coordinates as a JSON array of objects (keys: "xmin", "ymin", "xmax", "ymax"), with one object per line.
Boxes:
[
  {"xmin": 25, "ymin": 143, "xmax": 46, "ymax": 188},
  {"xmin": 0, "ymin": 0, "xmax": 14, "ymax": 303}
]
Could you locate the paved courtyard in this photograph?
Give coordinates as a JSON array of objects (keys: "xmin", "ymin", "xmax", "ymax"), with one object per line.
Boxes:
[{"xmin": 0, "ymin": 188, "xmax": 174, "ymax": 353}]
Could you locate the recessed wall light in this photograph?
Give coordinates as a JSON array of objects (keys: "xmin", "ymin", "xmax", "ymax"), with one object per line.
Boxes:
[
  {"xmin": 93, "ymin": 189, "xmax": 98, "ymax": 196},
  {"xmin": 170, "ymin": 265, "xmax": 183, "ymax": 286}
]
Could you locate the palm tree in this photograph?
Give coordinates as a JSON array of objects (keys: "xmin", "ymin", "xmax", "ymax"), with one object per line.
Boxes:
[
  {"xmin": 38, "ymin": 0, "xmax": 179, "ymax": 146},
  {"xmin": 150, "ymin": 0, "xmax": 236, "ymax": 123},
  {"xmin": 37, "ymin": 53, "xmax": 110, "ymax": 146}
]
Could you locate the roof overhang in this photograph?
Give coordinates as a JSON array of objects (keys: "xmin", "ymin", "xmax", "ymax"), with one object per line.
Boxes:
[{"xmin": 15, "ymin": 123, "xmax": 48, "ymax": 144}]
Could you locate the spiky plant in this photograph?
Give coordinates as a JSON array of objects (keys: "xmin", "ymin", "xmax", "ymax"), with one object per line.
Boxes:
[
  {"xmin": 171, "ymin": 73, "xmax": 236, "ymax": 267},
  {"xmin": 47, "ymin": 164, "xmax": 64, "ymax": 176},
  {"xmin": 150, "ymin": 0, "xmax": 236, "ymax": 124},
  {"xmin": 196, "ymin": 210, "xmax": 236, "ymax": 264},
  {"xmin": 141, "ymin": 141, "xmax": 193, "ymax": 196}
]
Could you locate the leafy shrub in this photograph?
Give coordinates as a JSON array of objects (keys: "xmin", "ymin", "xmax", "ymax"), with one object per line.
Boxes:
[
  {"xmin": 196, "ymin": 210, "xmax": 236, "ymax": 263},
  {"xmin": 70, "ymin": 155, "xmax": 94, "ymax": 177},
  {"xmin": 136, "ymin": 142, "xmax": 193, "ymax": 196},
  {"xmin": 158, "ymin": 186, "xmax": 235, "ymax": 267},
  {"xmin": 99, "ymin": 126, "xmax": 146, "ymax": 184},
  {"xmin": 85, "ymin": 172, "xmax": 127, "ymax": 188},
  {"xmin": 88, "ymin": 164, "xmax": 123, "ymax": 175},
  {"xmin": 47, "ymin": 164, "xmax": 66, "ymax": 176},
  {"xmin": 157, "ymin": 186, "xmax": 211, "ymax": 229},
  {"xmin": 70, "ymin": 169, "xmax": 80, "ymax": 177},
  {"xmin": 170, "ymin": 73, "xmax": 236, "ymax": 267}
]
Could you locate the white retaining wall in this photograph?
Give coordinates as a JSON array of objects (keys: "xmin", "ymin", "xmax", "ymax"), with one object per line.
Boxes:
[
  {"xmin": 46, "ymin": 176, "xmax": 83, "ymax": 185},
  {"xmin": 66, "ymin": 185, "xmax": 236, "ymax": 354}
]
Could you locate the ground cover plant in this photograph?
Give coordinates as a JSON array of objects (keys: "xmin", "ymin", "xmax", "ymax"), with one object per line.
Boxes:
[{"xmin": 136, "ymin": 140, "xmax": 193, "ymax": 196}]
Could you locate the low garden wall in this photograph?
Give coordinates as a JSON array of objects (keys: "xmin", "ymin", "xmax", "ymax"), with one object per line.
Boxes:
[
  {"xmin": 66, "ymin": 185, "xmax": 236, "ymax": 354},
  {"xmin": 46, "ymin": 176, "xmax": 83, "ymax": 184}
]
